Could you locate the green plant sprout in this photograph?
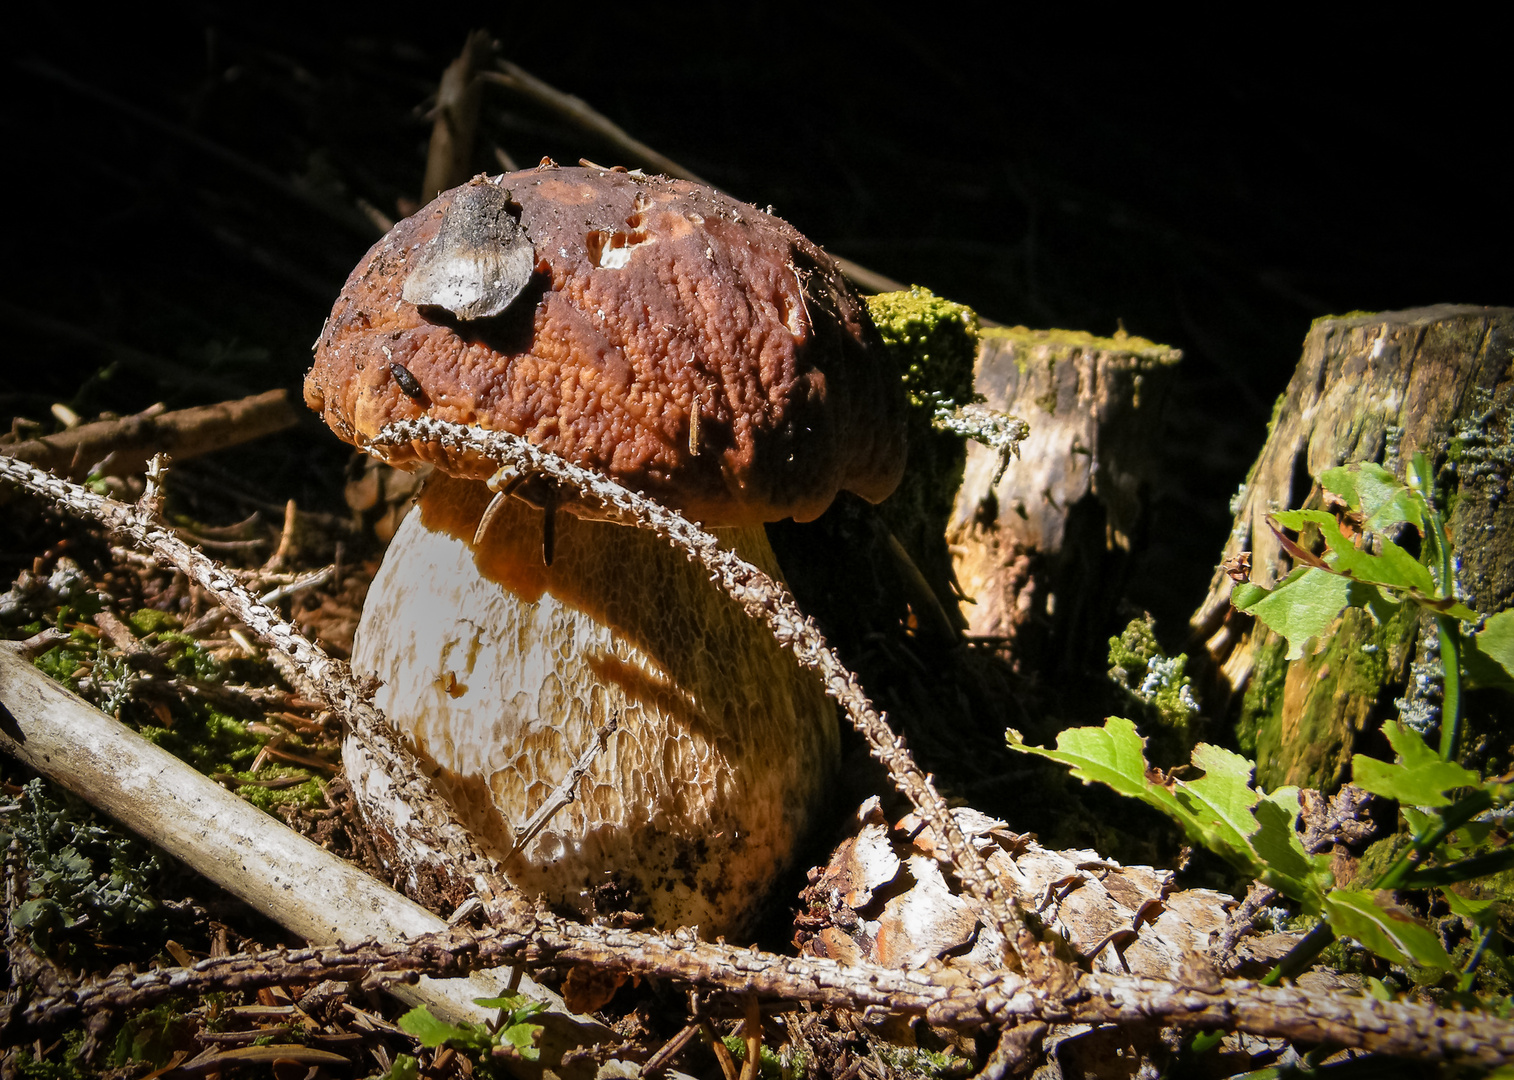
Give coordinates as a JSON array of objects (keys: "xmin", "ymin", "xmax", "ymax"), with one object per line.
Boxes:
[
  {"xmin": 396, "ymin": 995, "xmax": 546, "ymax": 1074},
  {"xmin": 1009, "ymin": 454, "xmax": 1514, "ymax": 1002}
]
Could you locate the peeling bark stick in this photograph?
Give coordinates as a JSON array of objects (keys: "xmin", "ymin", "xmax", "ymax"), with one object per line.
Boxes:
[
  {"xmin": 2, "ymin": 389, "xmax": 299, "ymax": 480},
  {"xmin": 0, "ymin": 646, "xmax": 581, "ymax": 1032},
  {"xmin": 372, "ymin": 417, "xmax": 1038, "ymax": 970}
]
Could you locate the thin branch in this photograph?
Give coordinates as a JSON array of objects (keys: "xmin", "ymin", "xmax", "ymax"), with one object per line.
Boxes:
[
  {"xmin": 4, "ymin": 454, "xmax": 1514, "ymax": 1065},
  {"xmin": 0, "ymin": 450, "xmax": 504, "ymax": 905},
  {"xmin": 368, "ymin": 417, "xmax": 1035, "ymax": 969},
  {"xmin": 507, "ymin": 715, "xmax": 618, "ymax": 864},
  {"xmin": 16, "ymin": 917, "xmax": 1514, "ymax": 1065},
  {"xmin": 1, "ymin": 390, "xmax": 299, "ymax": 481}
]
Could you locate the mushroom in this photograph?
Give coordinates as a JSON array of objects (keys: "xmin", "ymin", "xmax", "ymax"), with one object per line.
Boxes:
[{"xmin": 305, "ymin": 166, "xmax": 906, "ymax": 936}]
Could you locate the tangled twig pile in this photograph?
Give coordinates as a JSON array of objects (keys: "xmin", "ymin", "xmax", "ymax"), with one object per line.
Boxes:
[{"xmin": 5, "ymin": 443, "xmax": 1514, "ymax": 1073}]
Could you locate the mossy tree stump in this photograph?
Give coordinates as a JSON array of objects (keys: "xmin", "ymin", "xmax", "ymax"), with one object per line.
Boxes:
[
  {"xmin": 1191, "ymin": 305, "xmax": 1514, "ymax": 790},
  {"xmin": 948, "ymin": 327, "xmax": 1182, "ymax": 674}
]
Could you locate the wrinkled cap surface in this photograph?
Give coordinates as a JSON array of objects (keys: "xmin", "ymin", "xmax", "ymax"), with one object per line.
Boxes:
[{"xmin": 304, "ymin": 166, "xmax": 906, "ymax": 525}]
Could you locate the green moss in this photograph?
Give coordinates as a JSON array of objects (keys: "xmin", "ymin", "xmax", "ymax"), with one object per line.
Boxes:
[
  {"xmin": 1310, "ymin": 311, "xmax": 1378, "ymax": 328},
  {"xmin": 126, "ymin": 607, "xmax": 180, "ymax": 636},
  {"xmin": 722, "ymin": 1036, "xmax": 808, "ymax": 1080},
  {"xmin": 979, "ymin": 324, "xmax": 1181, "ymax": 365},
  {"xmin": 874, "ymin": 1042, "xmax": 968, "ymax": 1080},
  {"xmin": 866, "ymin": 289, "xmax": 984, "ymax": 631},
  {"xmin": 1243, "ymin": 598, "xmax": 1418, "ymax": 791},
  {"xmin": 228, "ymin": 771, "xmax": 326, "ymax": 811},
  {"xmin": 1266, "ymin": 391, "xmax": 1288, "ymax": 439},
  {"xmin": 137, "ymin": 704, "xmax": 263, "ymax": 775},
  {"xmin": 1237, "ymin": 632, "xmax": 1288, "ymax": 759},
  {"xmin": 866, "ymin": 287, "xmax": 979, "ymax": 410},
  {"xmin": 1108, "ymin": 616, "xmax": 1198, "ymax": 763}
]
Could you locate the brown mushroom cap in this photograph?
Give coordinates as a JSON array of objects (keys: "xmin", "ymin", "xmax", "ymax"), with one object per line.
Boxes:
[{"xmin": 304, "ymin": 166, "xmax": 906, "ymax": 525}]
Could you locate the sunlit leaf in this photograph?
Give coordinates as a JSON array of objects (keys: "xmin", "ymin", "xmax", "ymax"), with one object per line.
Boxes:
[
  {"xmin": 1240, "ymin": 567, "xmax": 1353, "ymax": 659},
  {"xmin": 1175, "ymin": 744, "xmax": 1268, "ymax": 865},
  {"xmin": 1440, "ymin": 887, "xmax": 1499, "ymax": 932},
  {"xmin": 1352, "ymin": 722, "xmax": 1480, "ymax": 807},
  {"xmin": 1007, "ymin": 716, "xmax": 1155, "ymax": 802},
  {"xmin": 1321, "ymin": 462, "xmax": 1425, "ymax": 535},
  {"xmin": 1230, "ymin": 582, "xmax": 1270, "ymax": 609},
  {"xmin": 1465, "ymin": 609, "xmax": 1514, "ymax": 690},
  {"xmin": 397, "ymin": 1006, "xmax": 492, "ymax": 1051},
  {"xmin": 1250, "ymin": 788, "xmax": 1331, "ymax": 911},
  {"xmin": 1323, "ymin": 889, "xmax": 1452, "ymax": 970}
]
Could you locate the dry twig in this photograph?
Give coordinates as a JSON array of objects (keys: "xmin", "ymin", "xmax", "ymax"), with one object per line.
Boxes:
[
  {"xmin": 2, "ymin": 390, "xmax": 298, "ymax": 481},
  {"xmin": 0, "ymin": 450, "xmax": 503, "ymax": 904},
  {"xmin": 368, "ymin": 417, "xmax": 1035, "ymax": 970}
]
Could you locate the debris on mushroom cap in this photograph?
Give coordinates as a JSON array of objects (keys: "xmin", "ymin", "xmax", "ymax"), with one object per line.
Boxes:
[{"xmin": 304, "ymin": 166, "xmax": 907, "ymax": 526}]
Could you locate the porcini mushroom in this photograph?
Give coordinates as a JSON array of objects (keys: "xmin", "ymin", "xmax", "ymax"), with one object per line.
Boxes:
[{"xmin": 305, "ymin": 165, "xmax": 905, "ymax": 935}]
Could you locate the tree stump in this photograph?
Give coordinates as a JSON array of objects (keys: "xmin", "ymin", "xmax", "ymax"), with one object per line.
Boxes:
[
  {"xmin": 1190, "ymin": 305, "xmax": 1514, "ymax": 790},
  {"xmin": 947, "ymin": 327, "xmax": 1182, "ymax": 674}
]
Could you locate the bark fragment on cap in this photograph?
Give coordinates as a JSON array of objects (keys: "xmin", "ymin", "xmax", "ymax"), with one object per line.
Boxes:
[{"xmin": 305, "ymin": 167, "xmax": 906, "ymax": 526}]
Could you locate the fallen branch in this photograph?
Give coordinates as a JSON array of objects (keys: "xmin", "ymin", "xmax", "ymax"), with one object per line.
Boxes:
[
  {"xmin": 1, "ymin": 390, "xmax": 298, "ymax": 480},
  {"xmin": 6, "ymin": 451, "xmax": 1514, "ymax": 1068},
  {"xmin": 0, "ymin": 645, "xmax": 588, "ymax": 1034},
  {"xmin": 17, "ymin": 903, "xmax": 1514, "ymax": 1065}
]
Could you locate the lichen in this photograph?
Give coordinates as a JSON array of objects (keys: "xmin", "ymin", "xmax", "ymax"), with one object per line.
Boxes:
[
  {"xmin": 1445, "ymin": 386, "xmax": 1511, "ymax": 499},
  {"xmin": 1108, "ymin": 616, "xmax": 1198, "ymax": 760},
  {"xmin": 0, "ymin": 779, "xmax": 171, "ymax": 962}
]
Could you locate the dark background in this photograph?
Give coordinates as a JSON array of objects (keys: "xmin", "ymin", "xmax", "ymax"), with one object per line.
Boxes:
[{"xmin": 5, "ymin": 7, "xmax": 1509, "ymax": 634}]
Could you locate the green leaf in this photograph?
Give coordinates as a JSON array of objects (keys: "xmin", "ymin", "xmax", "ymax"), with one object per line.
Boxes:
[
  {"xmin": 1351, "ymin": 721, "xmax": 1480, "ymax": 807},
  {"xmin": 500, "ymin": 1020, "xmax": 543, "ymax": 1062},
  {"xmin": 472, "ymin": 994, "xmax": 544, "ymax": 1017},
  {"xmin": 1480, "ymin": 611, "xmax": 1514, "ymax": 672},
  {"xmin": 1008, "ymin": 719, "xmax": 1215, "ymax": 857},
  {"xmin": 1230, "ymin": 582, "xmax": 1270, "ymax": 609},
  {"xmin": 1009, "ymin": 719, "xmax": 1333, "ymax": 908},
  {"xmin": 1007, "ymin": 716, "xmax": 1155, "ymax": 802},
  {"xmin": 1321, "ymin": 462, "xmax": 1425, "ymax": 535},
  {"xmin": 1465, "ymin": 610, "xmax": 1514, "ymax": 691},
  {"xmin": 382, "ymin": 1054, "xmax": 420, "ymax": 1080},
  {"xmin": 1250, "ymin": 788, "xmax": 1331, "ymax": 911},
  {"xmin": 396, "ymin": 1006, "xmax": 491, "ymax": 1051},
  {"xmin": 1327, "ymin": 532, "xmax": 1437, "ymax": 596},
  {"xmin": 1440, "ymin": 887, "xmax": 1499, "ymax": 931},
  {"xmin": 1323, "ymin": 889, "xmax": 1453, "ymax": 970},
  {"xmin": 1243, "ymin": 567, "xmax": 1353, "ymax": 659},
  {"xmin": 1174, "ymin": 744, "xmax": 1272, "ymax": 866},
  {"xmin": 1402, "ymin": 806, "xmax": 1436, "ymax": 835},
  {"xmin": 1278, "ymin": 507, "xmax": 1437, "ymax": 596}
]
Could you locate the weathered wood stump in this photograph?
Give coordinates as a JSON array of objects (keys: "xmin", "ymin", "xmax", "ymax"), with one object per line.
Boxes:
[
  {"xmin": 1190, "ymin": 305, "xmax": 1514, "ymax": 790},
  {"xmin": 947, "ymin": 327, "xmax": 1182, "ymax": 673}
]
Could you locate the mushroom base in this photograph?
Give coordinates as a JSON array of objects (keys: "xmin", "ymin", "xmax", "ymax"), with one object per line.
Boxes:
[{"xmin": 348, "ymin": 473, "xmax": 838, "ymax": 936}]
